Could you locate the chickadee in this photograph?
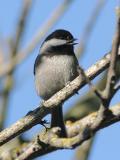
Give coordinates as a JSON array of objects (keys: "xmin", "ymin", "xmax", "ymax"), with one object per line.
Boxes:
[{"xmin": 34, "ymin": 29, "xmax": 80, "ymax": 137}]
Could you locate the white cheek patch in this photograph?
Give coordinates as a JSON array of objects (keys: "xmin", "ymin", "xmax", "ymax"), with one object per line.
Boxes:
[{"xmin": 40, "ymin": 38, "xmax": 67, "ymax": 53}]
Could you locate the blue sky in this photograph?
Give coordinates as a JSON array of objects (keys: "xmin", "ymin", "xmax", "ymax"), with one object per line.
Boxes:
[{"xmin": 0, "ymin": 0, "xmax": 120, "ymax": 160}]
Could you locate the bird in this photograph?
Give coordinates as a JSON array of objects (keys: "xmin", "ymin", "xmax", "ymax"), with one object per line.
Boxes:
[{"xmin": 34, "ymin": 29, "xmax": 81, "ymax": 137}]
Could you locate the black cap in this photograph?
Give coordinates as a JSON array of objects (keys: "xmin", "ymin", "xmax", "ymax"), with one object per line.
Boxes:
[{"xmin": 45, "ymin": 29, "xmax": 74, "ymax": 41}]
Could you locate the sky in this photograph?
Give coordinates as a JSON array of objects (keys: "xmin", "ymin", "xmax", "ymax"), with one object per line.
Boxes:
[{"xmin": 0, "ymin": 0, "xmax": 120, "ymax": 160}]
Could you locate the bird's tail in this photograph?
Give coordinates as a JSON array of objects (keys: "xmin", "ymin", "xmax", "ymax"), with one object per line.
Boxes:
[{"xmin": 51, "ymin": 105, "xmax": 67, "ymax": 137}]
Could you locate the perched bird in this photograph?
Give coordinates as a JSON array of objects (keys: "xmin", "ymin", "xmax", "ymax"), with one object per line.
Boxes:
[{"xmin": 34, "ymin": 29, "xmax": 80, "ymax": 137}]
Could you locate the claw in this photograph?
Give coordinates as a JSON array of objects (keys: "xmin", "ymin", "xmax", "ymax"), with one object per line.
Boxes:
[{"xmin": 39, "ymin": 120, "xmax": 50, "ymax": 132}]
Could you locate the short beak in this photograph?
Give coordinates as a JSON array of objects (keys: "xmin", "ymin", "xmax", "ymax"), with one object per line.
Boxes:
[{"xmin": 67, "ymin": 38, "xmax": 78, "ymax": 45}]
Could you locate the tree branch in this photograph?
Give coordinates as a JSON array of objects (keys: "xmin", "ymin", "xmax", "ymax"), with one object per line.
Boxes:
[
  {"xmin": 16, "ymin": 103, "xmax": 120, "ymax": 160},
  {"xmin": 0, "ymin": 51, "xmax": 111, "ymax": 146}
]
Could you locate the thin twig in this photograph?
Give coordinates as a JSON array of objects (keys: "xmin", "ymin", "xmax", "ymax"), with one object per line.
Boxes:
[
  {"xmin": 76, "ymin": 0, "xmax": 107, "ymax": 57},
  {"xmin": 0, "ymin": 0, "xmax": 32, "ymax": 130},
  {"xmin": 103, "ymin": 8, "xmax": 120, "ymax": 100},
  {"xmin": 0, "ymin": 0, "xmax": 73, "ymax": 77},
  {"xmin": 78, "ymin": 67, "xmax": 103, "ymax": 100},
  {"xmin": 91, "ymin": 7, "xmax": 120, "ymax": 129}
]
